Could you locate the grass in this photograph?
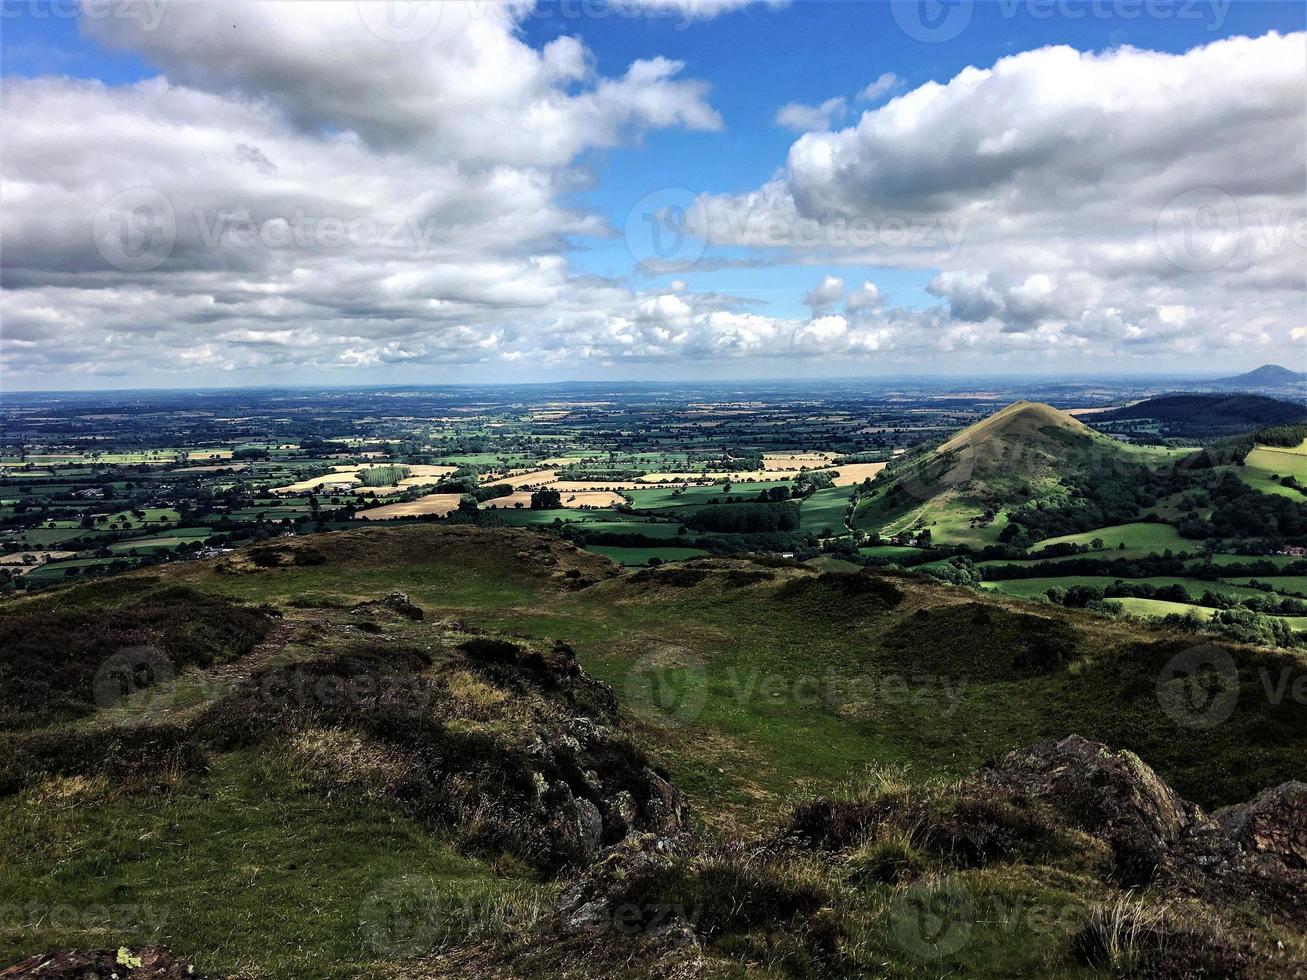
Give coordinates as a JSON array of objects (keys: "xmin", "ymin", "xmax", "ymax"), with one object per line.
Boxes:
[
  {"xmin": 0, "ymin": 749, "xmax": 543, "ymax": 980},
  {"xmin": 1113, "ymin": 597, "xmax": 1216, "ymax": 621},
  {"xmin": 798, "ymin": 486, "xmax": 853, "ymax": 536},
  {"xmin": 1229, "ymin": 443, "xmax": 1307, "ymax": 501},
  {"xmin": 1028, "ymin": 522, "xmax": 1187, "ymax": 555},
  {"xmin": 859, "ymin": 545, "xmax": 923, "ymax": 559},
  {"xmin": 4, "ymin": 525, "xmax": 1306, "ymax": 976},
  {"xmin": 981, "ymin": 576, "xmax": 1283, "ymax": 602}
]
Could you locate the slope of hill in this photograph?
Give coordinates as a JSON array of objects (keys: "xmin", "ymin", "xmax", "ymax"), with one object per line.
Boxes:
[
  {"xmin": 1, "ymin": 524, "xmax": 1304, "ymax": 978},
  {"xmin": 1093, "ymin": 393, "xmax": 1307, "ymax": 438},
  {"xmin": 852, "ymin": 400, "xmax": 1158, "ymax": 545},
  {"xmin": 1214, "ymin": 363, "xmax": 1307, "ymax": 387}
]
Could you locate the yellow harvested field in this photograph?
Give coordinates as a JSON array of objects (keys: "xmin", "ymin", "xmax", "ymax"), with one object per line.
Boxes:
[
  {"xmin": 404, "ymin": 464, "xmax": 461, "ymax": 478},
  {"xmin": 358, "ymin": 493, "xmax": 464, "ymax": 519},
  {"xmin": 272, "ymin": 463, "xmax": 456, "ymax": 495},
  {"xmin": 174, "ymin": 463, "xmax": 248, "ymax": 473},
  {"xmin": 484, "ymin": 469, "xmax": 557, "ymax": 489},
  {"xmin": 482, "ymin": 489, "xmax": 626, "ymax": 509},
  {"xmin": 558, "ymin": 491, "xmax": 627, "ymax": 508},
  {"xmin": 356, "ymin": 485, "xmax": 408, "ymax": 497},
  {"xmin": 762, "ymin": 452, "xmax": 836, "ymax": 470},
  {"xmin": 825, "ymin": 462, "xmax": 887, "ymax": 486},
  {"xmin": 481, "ymin": 492, "xmax": 534, "ymax": 509},
  {"xmin": 270, "ymin": 472, "xmax": 361, "ymax": 494}
]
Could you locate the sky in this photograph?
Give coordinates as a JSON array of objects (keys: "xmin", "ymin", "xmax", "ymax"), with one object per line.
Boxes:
[{"xmin": 1, "ymin": 0, "xmax": 1304, "ymax": 390}]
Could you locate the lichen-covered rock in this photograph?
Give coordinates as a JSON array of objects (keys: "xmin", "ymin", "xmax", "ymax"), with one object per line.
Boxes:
[{"xmin": 1, "ymin": 946, "xmax": 212, "ymax": 979}]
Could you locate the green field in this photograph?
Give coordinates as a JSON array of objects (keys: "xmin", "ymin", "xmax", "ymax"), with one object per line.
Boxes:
[
  {"xmin": 982, "ymin": 575, "xmax": 1282, "ymax": 603},
  {"xmin": 858, "ymin": 544, "xmax": 922, "ymax": 559},
  {"xmin": 797, "ymin": 486, "xmax": 851, "ymax": 535},
  {"xmin": 1236, "ymin": 441, "xmax": 1307, "ymax": 500},
  {"xmin": 1028, "ymin": 521, "xmax": 1187, "ymax": 554},
  {"xmin": 1113, "ymin": 597, "xmax": 1216, "ymax": 621}
]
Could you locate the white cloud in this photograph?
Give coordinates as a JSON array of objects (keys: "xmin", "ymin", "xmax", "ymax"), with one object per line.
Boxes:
[
  {"xmin": 846, "ymin": 281, "xmax": 882, "ymax": 312},
  {"xmin": 803, "ymin": 275, "xmax": 844, "ymax": 314},
  {"xmin": 775, "ymin": 96, "xmax": 846, "ymax": 132},
  {"xmin": 857, "ymin": 72, "xmax": 902, "ymax": 103},
  {"xmin": 696, "ymin": 32, "xmax": 1307, "ymax": 362}
]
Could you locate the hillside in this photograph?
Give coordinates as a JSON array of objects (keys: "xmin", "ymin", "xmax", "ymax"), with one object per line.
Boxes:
[
  {"xmin": 853, "ymin": 400, "xmax": 1151, "ymax": 545},
  {"xmin": 1093, "ymin": 393, "xmax": 1307, "ymax": 438},
  {"xmin": 1214, "ymin": 364, "xmax": 1307, "ymax": 387},
  {"xmin": 2, "ymin": 525, "xmax": 1304, "ymax": 978}
]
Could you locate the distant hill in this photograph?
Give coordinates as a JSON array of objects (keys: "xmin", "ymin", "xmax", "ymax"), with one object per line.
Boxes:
[
  {"xmin": 854, "ymin": 400, "xmax": 1138, "ymax": 545},
  {"xmin": 1213, "ymin": 364, "xmax": 1306, "ymax": 387},
  {"xmin": 1094, "ymin": 393, "xmax": 1307, "ymax": 439}
]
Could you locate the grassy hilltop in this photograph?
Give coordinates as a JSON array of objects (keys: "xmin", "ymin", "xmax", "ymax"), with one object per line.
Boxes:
[
  {"xmin": 1, "ymin": 524, "xmax": 1305, "ymax": 978},
  {"xmin": 853, "ymin": 401, "xmax": 1179, "ymax": 547}
]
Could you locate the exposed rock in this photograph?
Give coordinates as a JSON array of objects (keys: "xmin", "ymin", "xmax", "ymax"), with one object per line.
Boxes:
[
  {"xmin": 556, "ymin": 832, "xmax": 687, "ymax": 935},
  {"xmin": 1216, "ymin": 781, "xmax": 1307, "ymax": 870},
  {"xmin": 982, "ymin": 734, "xmax": 1197, "ymax": 885},
  {"xmin": 1, "ymin": 946, "xmax": 213, "ymax": 979},
  {"xmin": 1167, "ymin": 782, "xmax": 1307, "ymax": 927},
  {"xmin": 352, "ymin": 591, "xmax": 425, "ymax": 621}
]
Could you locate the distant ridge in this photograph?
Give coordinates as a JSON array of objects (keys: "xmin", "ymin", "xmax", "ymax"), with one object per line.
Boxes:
[
  {"xmin": 1094, "ymin": 393, "xmax": 1307, "ymax": 439},
  {"xmin": 1213, "ymin": 364, "xmax": 1306, "ymax": 386}
]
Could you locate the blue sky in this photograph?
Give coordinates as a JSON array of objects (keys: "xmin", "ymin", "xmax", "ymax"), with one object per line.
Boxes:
[{"xmin": 1, "ymin": 1, "xmax": 1304, "ymax": 388}]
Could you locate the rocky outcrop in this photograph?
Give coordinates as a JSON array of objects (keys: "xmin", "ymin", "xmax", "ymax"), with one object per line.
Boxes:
[
  {"xmin": 982, "ymin": 734, "xmax": 1199, "ymax": 885},
  {"xmin": 967, "ymin": 737, "xmax": 1306, "ymax": 928},
  {"xmin": 1, "ymin": 946, "xmax": 212, "ymax": 979}
]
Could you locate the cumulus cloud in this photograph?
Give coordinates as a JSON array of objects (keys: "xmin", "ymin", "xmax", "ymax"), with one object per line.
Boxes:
[
  {"xmin": 803, "ymin": 275, "xmax": 845, "ymax": 314},
  {"xmin": 696, "ymin": 33, "xmax": 1307, "ymax": 362},
  {"xmin": 0, "ymin": 1, "xmax": 735, "ymax": 384},
  {"xmin": 775, "ymin": 96, "xmax": 846, "ymax": 132},
  {"xmin": 3, "ymin": 7, "xmax": 1302, "ymax": 384}
]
